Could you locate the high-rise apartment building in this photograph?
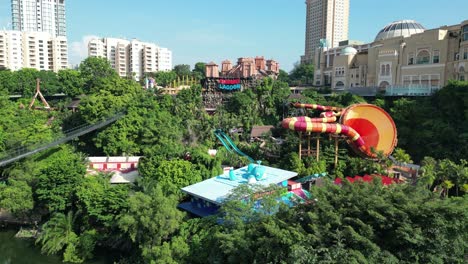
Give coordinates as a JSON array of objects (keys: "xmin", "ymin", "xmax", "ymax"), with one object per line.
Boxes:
[
  {"xmin": 88, "ymin": 37, "xmax": 172, "ymax": 80},
  {"xmin": 11, "ymin": 0, "xmax": 67, "ymax": 37},
  {"xmin": 0, "ymin": 30, "xmax": 68, "ymax": 72},
  {"xmin": 302, "ymin": 0, "xmax": 349, "ymax": 64}
]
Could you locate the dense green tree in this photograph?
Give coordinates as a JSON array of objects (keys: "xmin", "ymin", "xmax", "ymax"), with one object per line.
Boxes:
[
  {"xmin": 78, "ymin": 57, "xmax": 118, "ymax": 92},
  {"xmin": 192, "ymin": 62, "xmax": 206, "ymax": 80},
  {"xmin": 57, "ymin": 69, "xmax": 85, "ymax": 97},
  {"xmin": 201, "ymin": 181, "xmax": 468, "ymax": 263},
  {"xmin": 277, "ymin": 69, "xmax": 290, "ymax": 84},
  {"xmin": 390, "ymin": 81, "xmax": 468, "ymax": 162},
  {"xmin": 15, "ymin": 68, "xmax": 40, "ymax": 96},
  {"xmin": 37, "ymin": 70, "xmax": 60, "ymax": 95},
  {"xmin": 151, "ymin": 71, "xmax": 177, "ymax": 87},
  {"xmin": 140, "ymin": 158, "xmax": 202, "ymax": 197},
  {"xmin": 289, "ymin": 62, "xmax": 314, "ymax": 86},
  {"xmin": 173, "ymin": 64, "xmax": 191, "ymax": 77},
  {"xmin": 118, "ymin": 186, "xmax": 185, "ymax": 262},
  {"xmin": 76, "ymin": 175, "xmax": 129, "ymax": 227},
  {"xmin": 35, "ymin": 146, "xmax": 86, "ymax": 212},
  {"xmin": 0, "ymin": 70, "xmax": 16, "ymax": 94},
  {"xmin": 392, "ymin": 148, "xmax": 413, "ymax": 163},
  {"xmin": 0, "ymin": 179, "xmax": 34, "ymax": 217}
]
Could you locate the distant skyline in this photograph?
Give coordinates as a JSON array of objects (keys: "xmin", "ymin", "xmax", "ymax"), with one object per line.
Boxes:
[{"xmin": 0, "ymin": 0, "xmax": 467, "ymax": 71}]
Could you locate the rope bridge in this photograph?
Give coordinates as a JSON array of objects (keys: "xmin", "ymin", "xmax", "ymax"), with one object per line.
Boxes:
[{"xmin": 0, "ymin": 113, "xmax": 125, "ymax": 167}]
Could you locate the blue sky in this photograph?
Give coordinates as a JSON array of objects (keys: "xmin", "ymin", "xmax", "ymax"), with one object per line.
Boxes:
[{"xmin": 0, "ymin": 0, "xmax": 467, "ymax": 71}]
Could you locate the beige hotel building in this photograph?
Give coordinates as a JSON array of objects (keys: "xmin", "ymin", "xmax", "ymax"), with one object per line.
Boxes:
[{"xmin": 313, "ymin": 20, "xmax": 468, "ymax": 94}]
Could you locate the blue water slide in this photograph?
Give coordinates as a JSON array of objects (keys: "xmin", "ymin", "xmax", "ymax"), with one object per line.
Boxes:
[{"xmin": 214, "ymin": 129, "xmax": 255, "ymax": 163}]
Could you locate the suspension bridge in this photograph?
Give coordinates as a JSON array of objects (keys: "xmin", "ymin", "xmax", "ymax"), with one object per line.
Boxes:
[{"xmin": 0, "ymin": 113, "xmax": 125, "ymax": 167}]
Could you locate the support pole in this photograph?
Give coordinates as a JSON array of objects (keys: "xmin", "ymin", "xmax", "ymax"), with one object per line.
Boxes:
[
  {"xmin": 316, "ymin": 136, "xmax": 320, "ymax": 162},
  {"xmin": 307, "ymin": 133, "xmax": 311, "ymax": 156},
  {"xmin": 334, "ymin": 136, "xmax": 339, "ymax": 168},
  {"xmin": 299, "ymin": 132, "xmax": 302, "ymax": 160}
]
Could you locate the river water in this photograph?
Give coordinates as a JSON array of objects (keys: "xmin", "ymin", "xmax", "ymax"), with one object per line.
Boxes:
[{"xmin": 0, "ymin": 230, "xmax": 110, "ymax": 264}]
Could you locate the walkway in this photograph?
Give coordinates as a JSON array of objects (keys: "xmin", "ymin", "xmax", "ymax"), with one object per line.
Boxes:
[{"xmin": 0, "ymin": 113, "xmax": 125, "ymax": 167}]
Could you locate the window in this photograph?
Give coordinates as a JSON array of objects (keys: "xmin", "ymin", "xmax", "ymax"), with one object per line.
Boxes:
[
  {"xmin": 416, "ymin": 50, "xmax": 430, "ymax": 64},
  {"xmin": 335, "ymin": 67, "xmax": 345, "ymax": 76},
  {"xmin": 455, "ymin": 52, "xmax": 460, "ymax": 61},
  {"xmin": 403, "ymin": 76, "xmax": 411, "ymax": 86},
  {"xmin": 433, "ymin": 50, "xmax": 440, "ymax": 63},
  {"xmin": 462, "ymin": 25, "xmax": 468, "ymax": 42},
  {"xmin": 408, "ymin": 52, "xmax": 414, "ymax": 65},
  {"xmin": 464, "ymin": 48, "xmax": 468, "ymax": 60},
  {"xmin": 385, "ymin": 64, "xmax": 391, "ymax": 76},
  {"xmin": 381, "ymin": 65, "xmax": 385, "ymax": 75}
]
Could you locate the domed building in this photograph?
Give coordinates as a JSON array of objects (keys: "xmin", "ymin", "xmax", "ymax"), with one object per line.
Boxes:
[
  {"xmin": 375, "ymin": 20, "xmax": 425, "ymax": 41},
  {"xmin": 312, "ymin": 19, "xmax": 468, "ymax": 95},
  {"xmin": 341, "ymin": 46, "xmax": 358, "ymax": 56}
]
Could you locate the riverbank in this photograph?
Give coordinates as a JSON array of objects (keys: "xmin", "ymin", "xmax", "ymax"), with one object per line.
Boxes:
[
  {"xmin": 0, "ymin": 229, "xmax": 63, "ymax": 264},
  {"xmin": 0, "ymin": 209, "xmax": 37, "ymax": 226}
]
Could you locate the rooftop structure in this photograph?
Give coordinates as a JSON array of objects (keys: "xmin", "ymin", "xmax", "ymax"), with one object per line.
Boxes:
[
  {"xmin": 375, "ymin": 20, "xmax": 425, "ymax": 41},
  {"xmin": 250, "ymin": 125, "xmax": 274, "ymax": 140},
  {"xmin": 179, "ymin": 165, "xmax": 298, "ymax": 217}
]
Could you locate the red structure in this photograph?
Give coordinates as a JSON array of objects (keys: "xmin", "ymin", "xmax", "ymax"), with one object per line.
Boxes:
[{"xmin": 334, "ymin": 175, "xmax": 401, "ymax": 186}]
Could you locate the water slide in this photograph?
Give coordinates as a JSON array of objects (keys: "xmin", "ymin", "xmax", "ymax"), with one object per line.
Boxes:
[
  {"xmin": 292, "ymin": 189, "xmax": 311, "ymax": 200},
  {"xmin": 214, "ymin": 129, "xmax": 255, "ymax": 163},
  {"xmin": 283, "ymin": 103, "xmax": 397, "ymax": 158}
]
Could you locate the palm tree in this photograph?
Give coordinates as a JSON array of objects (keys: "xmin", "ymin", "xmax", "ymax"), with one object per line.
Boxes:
[
  {"xmin": 36, "ymin": 211, "xmax": 78, "ymax": 255},
  {"xmin": 419, "ymin": 157, "xmax": 437, "ymax": 190}
]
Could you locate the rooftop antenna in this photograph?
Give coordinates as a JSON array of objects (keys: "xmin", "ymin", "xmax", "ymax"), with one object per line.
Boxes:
[{"xmin": 29, "ymin": 78, "xmax": 51, "ymax": 110}]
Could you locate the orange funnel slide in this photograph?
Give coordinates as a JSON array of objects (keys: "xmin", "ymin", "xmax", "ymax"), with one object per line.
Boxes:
[{"xmin": 283, "ymin": 103, "xmax": 397, "ymax": 158}]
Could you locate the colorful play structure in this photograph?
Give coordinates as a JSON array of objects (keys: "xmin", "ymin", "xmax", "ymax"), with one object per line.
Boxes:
[
  {"xmin": 178, "ymin": 103, "xmax": 400, "ymax": 217},
  {"xmin": 282, "ymin": 103, "xmax": 398, "ymax": 164}
]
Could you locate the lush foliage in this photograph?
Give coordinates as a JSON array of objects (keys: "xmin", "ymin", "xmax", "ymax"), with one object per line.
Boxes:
[{"xmin": 0, "ymin": 58, "xmax": 467, "ymax": 263}]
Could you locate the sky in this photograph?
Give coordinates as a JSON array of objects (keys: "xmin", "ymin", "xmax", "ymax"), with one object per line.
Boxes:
[{"xmin": 0, "ymin": 0, "xmax": 467, "ymax": 71}]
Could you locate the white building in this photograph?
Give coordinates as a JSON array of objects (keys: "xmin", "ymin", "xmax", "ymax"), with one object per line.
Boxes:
[
  {"xmin": 0, "ymin": 30, "xmax": 68, "ymax": 72},
  {"xmin": 11, "ymin": 0, "xmax": 67, "ymax": 37},
  {"xmin": 88, "ymin": 37, "xmax": 172, "ymax": 80},
  {"xmin": 302, "ymin": 0, "xmax": 349, "ymax": 64}
]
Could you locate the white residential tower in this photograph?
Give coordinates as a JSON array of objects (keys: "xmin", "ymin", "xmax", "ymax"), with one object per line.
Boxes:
[
  {"xmin": 0, "ymin": 30, "xmax": 68, "ymax": 72},
  {"xmin": 88, "ymin": 37, "xmax": 172, "ymax": 80},
  {"xmin": 11, "ymin": 0, "xmax": 67, "ymax": 37}
]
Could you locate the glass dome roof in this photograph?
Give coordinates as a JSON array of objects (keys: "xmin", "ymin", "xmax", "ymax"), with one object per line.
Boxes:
[
  {"xmin": 375, "ymin": 20, "xmax": 425, "ymax": 41},
  {"xmin": 341, "ymin": 47, "xmax": 358, "ymax": 55}
]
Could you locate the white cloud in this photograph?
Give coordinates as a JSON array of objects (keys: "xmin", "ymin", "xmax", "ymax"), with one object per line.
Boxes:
[{"xmin": 68, "ymin": 35, "xmax": 99, "ymax": 67}]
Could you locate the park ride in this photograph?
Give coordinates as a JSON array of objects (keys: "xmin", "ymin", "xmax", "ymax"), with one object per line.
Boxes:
[
  {"xmin": 214, "ymin": 129, "xmax": 272, "ymax": 183},
  {"xmin": 282, "ymin": 103, "xmax": 398, "ymax": 159},
  {"xmin": 214, "ymin": 129, "xmax": 256, "ymax": 163}
]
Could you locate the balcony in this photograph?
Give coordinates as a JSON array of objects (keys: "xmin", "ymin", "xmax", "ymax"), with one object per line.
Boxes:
[{"xmin": 343, "ymin": 85, "xmax": 439, "ymax": 97}]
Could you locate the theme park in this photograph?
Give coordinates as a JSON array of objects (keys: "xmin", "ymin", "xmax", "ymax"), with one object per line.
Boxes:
[
  {"xmin": 179, "ymin": 101, "xmax": 403, "ymax": 217},
  {"xmin": 0, "ymin": 57, "xmax": 467, "ymax": 264},
  {"xmin": 1, "ymin": 0, "xmax": 468, "ymax": 263}
]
